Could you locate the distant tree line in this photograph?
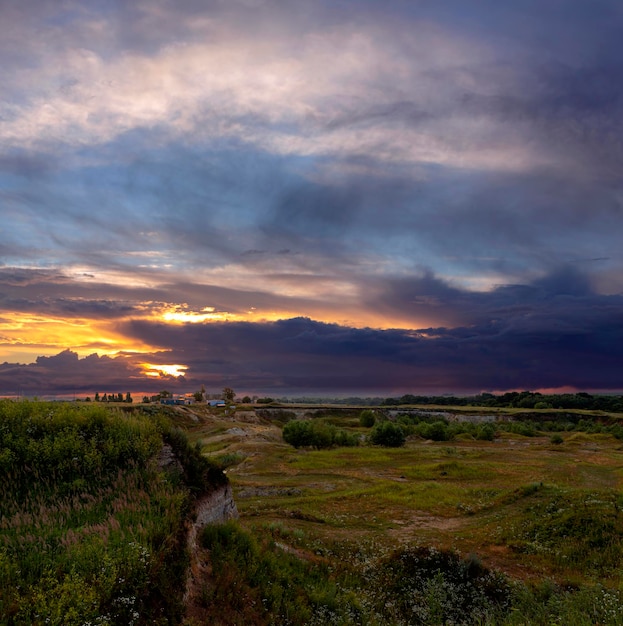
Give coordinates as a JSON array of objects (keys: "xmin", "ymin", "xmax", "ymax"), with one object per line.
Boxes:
[
  {"xmin": 381, "ymin": 391, "xmax": 623, "ymax": 412},
  {"xmin": 90, "ymin": 392, "xmax": 133, "ymax": 403}
]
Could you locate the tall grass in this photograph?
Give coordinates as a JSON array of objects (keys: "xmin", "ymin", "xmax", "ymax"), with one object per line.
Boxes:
[
  {"xmin": 497, "ymin": 486, "xmax": 623, "ymax": 579},
  {"xmin": 192, "ymin": 520, "xmax": 623, "ymax": 625},
  {"xmin": 0, "ymin": 400, "xmax": 216, "ymax": 625}
]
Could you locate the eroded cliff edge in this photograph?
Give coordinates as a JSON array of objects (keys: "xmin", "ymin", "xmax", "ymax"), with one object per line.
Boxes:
[
  {"xmin": 186, "ymin": 477, "xmax": 239, "ymax": 614},
  {"xmin": 157, "ymin": 438, "xmax": 239, "ymax": 618}
]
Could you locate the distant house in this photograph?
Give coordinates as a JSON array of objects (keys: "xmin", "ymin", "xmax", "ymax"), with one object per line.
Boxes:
[{"xmin": 208, "ymin": 400, "xmax": 226, "ymax": 407}]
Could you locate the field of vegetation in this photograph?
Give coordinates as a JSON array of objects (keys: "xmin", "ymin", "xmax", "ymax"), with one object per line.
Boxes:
[
  {"xmin": 184, "ymin": 404, "xmax": 623, "ymax": 625},
  {"xmin": 4, "ymin": 399, "xmax": 623, "ymax": 624},
  {"xmin": 0, "ymin": 400, "xmax": 224, "ymax": 626}
]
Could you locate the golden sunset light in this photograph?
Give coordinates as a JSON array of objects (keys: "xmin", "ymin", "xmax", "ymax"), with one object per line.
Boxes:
[
  {"xmin": 140, "ymin": 363, "xmax": 189, "ymax": 378},
  {"xmin": 160, "ymin": 306, "xmax": 229, "ymax": 324}
]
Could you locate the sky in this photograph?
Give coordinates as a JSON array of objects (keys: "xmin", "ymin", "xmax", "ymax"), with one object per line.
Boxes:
[{"xmin": 1, "ymin": 0, "xmax": 622, "ymax": 397}]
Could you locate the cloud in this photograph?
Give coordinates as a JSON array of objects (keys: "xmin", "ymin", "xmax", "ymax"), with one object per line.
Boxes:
[
  {"xmin": 2, "ymin": 0, "xmax": 621, "ymax": 286},
  {"xmin": 1, "ymin": 266, "xmax": 622, "ymax": 395},
  {"xmin": 1, "ymin": 0, "xmax": 623, "ymax": 396},
  {"xmin": 0, "ymin": 350, "xmax": 155, "ymax": 396},
  {"xmin": 110, "ymin": 269, "xmax": 622, "ymax": 394}
]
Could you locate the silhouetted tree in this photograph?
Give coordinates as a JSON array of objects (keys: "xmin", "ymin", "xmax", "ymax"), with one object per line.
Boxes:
[{"xmin": 222, "ymin": 387, "xmax": 236, "ymax": 404}]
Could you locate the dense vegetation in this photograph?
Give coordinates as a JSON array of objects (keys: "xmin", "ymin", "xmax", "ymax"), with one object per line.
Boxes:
[
  {"xmin": 194, "ymin": 521, "xmax": 515, "ymax": 625},
  {"xmin": 208, "ymin": 404, "xmax": 623, "ymax": 624},
  {"xmin": 5, "ymin": 398, "xmax": 623, "ymax": 624},
  {"xmin": 281, "ymin": 410, "xmax": 623, "ymax": 451},
  {"xmin": 0, "ymin": 400, "xmax": 221, "ymax": 625},
  {"xmin": 282, "ymin": 419, "xmax": 359, "ymax": 449},
  {"xmin": 285, "ymin": 391, "xmax": 623, "ymax": 412},
  {"xmin": 193, "ymin": 520, "xmax": 623, "ymax": 625},
  {"xmin": 381, "ymin": 391, "xmax": 623, "ymax": 412},
  {"xmin": 390, "ymin": 412, "xmax": 623, "ymax": 443},
  {"xmin": 368, "ymin": 420, "xmax": 406, "ymax": 447}
]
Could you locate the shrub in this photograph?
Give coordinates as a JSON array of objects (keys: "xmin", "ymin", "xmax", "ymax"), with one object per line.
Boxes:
[
  {"xmin": 368, "ymin": 420, "xmax": 406, "ymax": 447},
  {"xmin": 417, "ymin": 420, "xmax": 451, "ymax": 441},
  {"xmin": 333, "ymin": 429, "xmax": 359, "ymax": 447},
  {"xmin": 506, "ymin": 421, "xmax": 537, "ymax": 437},
  {"xmin": 359, "ymin": 409, "xmax": 376, "ymax": 427},
  {"xmin": 535, "ymin": 401, "xmax": 553, "ymax": 409},
  {"xmin": 476, "ymin": 423, "xmax": 496, "ymax": 441},
  {"xmin": 282, "ymin": 420, "xmax": 358, "ymax": 449}
]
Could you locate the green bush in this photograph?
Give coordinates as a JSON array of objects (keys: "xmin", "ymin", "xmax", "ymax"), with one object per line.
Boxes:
[
  {"xmin": 359, "ymin": 409, "xmax": 376, "ymax": 427},
  {"xmin": 476, "ymin": 423, "xmax": 496, "ymax": 441},
  {"xmin": 506, "ymin": 421, "xmax": 537, "ymax": 437},
  {"xmin": 282, "ymin": 419, "xmax": 358, "ymax": 449},
  {"xmin": 417, "ymin": 420, "xmax": 451, "ymax": 441},
  {"xmin": 366, "ymin": 545, "xmax": 512, "ymax": 623},
  {"xmin": 368, "ymin": 420, "xmax": 406, "ymax": 447},
  {"xmin": 535, "ymin": 401, "xmax": 553, "ymax": 409}
]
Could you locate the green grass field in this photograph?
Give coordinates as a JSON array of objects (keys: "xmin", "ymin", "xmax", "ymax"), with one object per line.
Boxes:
[
  {"xmin": 4, "ymin": 401, "xmax": 623, "ymax": 624},
  {"xmin": 183, "ymin": 406, "xmax": 623, "ymax": 624}
]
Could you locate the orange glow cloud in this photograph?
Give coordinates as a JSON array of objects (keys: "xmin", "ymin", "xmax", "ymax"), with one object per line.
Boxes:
[
  {"xmin": 0, "ymin": 305, "xmax": 440, "ymax": 368},
  {"xmin": 140, "ymin": 363, "xmax": 188, "ymax": 378},
  {"xmin": 0, "ymin": 312, "xmax": 152, "ymax": 361},
  {"xmin": 160, "ymin": 305, "xmax": 229, "ymax": 323}
]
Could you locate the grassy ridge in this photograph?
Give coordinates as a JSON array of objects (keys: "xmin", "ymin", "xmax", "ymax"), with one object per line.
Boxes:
[{"xmin": 0, "ymin": 401, "xmax": 217, "ymax": 625}]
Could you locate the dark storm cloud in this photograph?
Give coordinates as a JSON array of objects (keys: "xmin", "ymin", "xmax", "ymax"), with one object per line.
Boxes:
[
  {"xmin": 0, "ymin": 295, "xmax": 136, "ymax": 319},
  {"xmin": 455, "ymin": 62, "xmax": 623, "ymax": 181},
  {"xmin": 0, "ymin": 268, "xmax": 140, "ymax": 319},
  {"xmin": 105, "ymin": 268, "xmax": 621, "ymax": 394},
  {"xmin": 2, "ymin": 268, "xmax": 621, "ymax": 395},
  {"xmin": 256, "ymin": 160, "xmax": 621, "ymax": 283},
  {"xmin": 367, "ymin": 267, "xmax": 614, "ymax": 329},
  {"xmin": 0, "ymin": 350, "xmax": 156, "ymax": 395},
  {"xmin": 0, "ymin": 265, "xmax": 349, "ymax": 322},
  {"xmin": 0, "ymin": 267, "xmax": 68, "ymax": 287}
]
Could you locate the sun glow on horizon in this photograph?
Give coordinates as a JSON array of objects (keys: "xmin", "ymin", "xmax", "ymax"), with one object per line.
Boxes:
[
  {"xmin": 140, "ymin": 363, "xmax": 188, "ymax": 378},
  {"xmin": 0, "ymin": 312, "xmax": 153, "ymax": 361}
]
